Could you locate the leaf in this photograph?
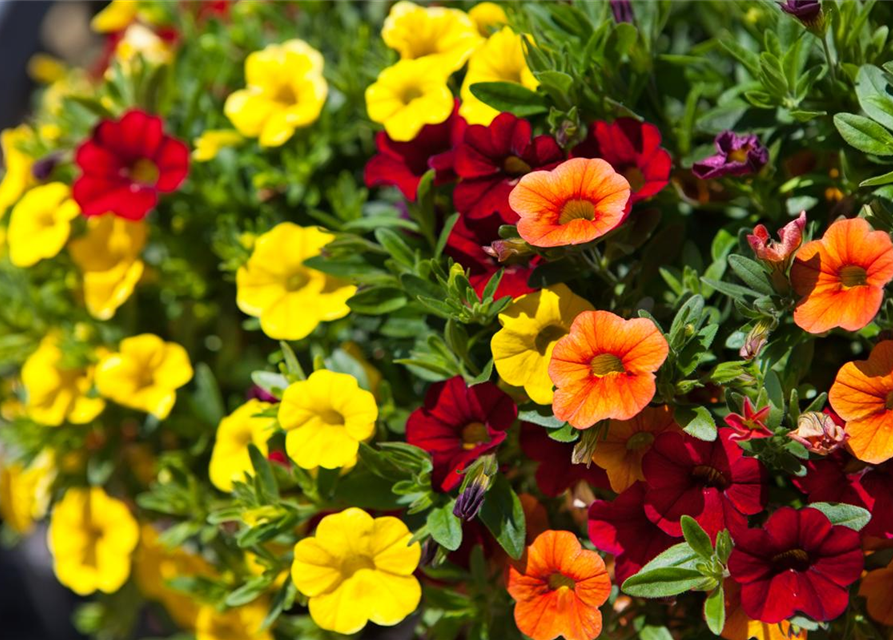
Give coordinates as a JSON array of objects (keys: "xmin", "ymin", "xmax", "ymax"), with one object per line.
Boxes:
[
  {"xmin": 639, "ymin": 627, "xmax": 675, "ymax": 640},
  {"xmin": 704, "ymin": 584, "xmax": 726, "ymax": 635},
  {"xmin": 728, "ymin": 255, "xmax": 773, "ymax": 295},
  {"xmin": 375, "ymin": 228, "xmax": 416, "ymax": 269},
  {"xmin": 427, "ymin": 503, "xmax": 463, "ymax": 551},
  {"xmin": 469, "ymin": 82, "xmax": 548, "ymax": 117},
  {"xmin": 190, "ymin": 363, "xmax": 225, "ymax": 426},
  {"xmin": 348, "ymin": 287, "xmax": 408, "ymax": 315},
  {"xmin": 808, "ymin": 502, "xmax": 872, "ymax": 531},
  {"xmin": 479, "ymin": 474, "xmax": 526, "ymax": 560},
  {"xmin": 226, "ymin": 576, "xmax": 272, "ymax": 607},
  {"xmin": 547, "ymin": 422, "xmax": 579, "ymax": 443},
  {"xmin": 834, "ymin": 113, "xmax": 893, "ymax": 156},
  {"xmin": 861, "ymin": 168, "xmax": 893, "ymax": 187},
  {"xmin": 639, "ymin": 542, "xmax": 701, "ymax": 572},
  {"xmin": 435, "ymin": 213, "xmax": 459, "ymax": 258},
  {"xmin": 856, "ymin": 65, "xmax": 893, "ymax": 131},
  {"xmin": 675, "ymin": 405, "xmax": 717, "ymax": 441},
  {"xmin": 622, "ymin": 567, "xmax": 708, "ymax": 598},
  {"xmin": 701, "ymin": 277, "xmax": 761, "ymax": 299},
  {"xmin": 517, "ymin": 409, "xmax": 566, "ymax": 429},
  {"xmin": 680, "ymin": 516, "xmax": 714, "ymax": 559},
  {"xmin": 249, "ymin": 445, "xmax": 278, "ymax": 501}
]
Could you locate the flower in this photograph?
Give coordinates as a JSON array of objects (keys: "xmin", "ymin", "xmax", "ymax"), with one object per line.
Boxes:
[
  {"xmin": 721, "ymin": 580, "xmax": 807, "ymax": 640},
  {"xmin": 610, "ymin": 0, "xmax": 635, "ymax": 23},
  {"xmin": 69, "ymin": 214, "xmax": 147, "ymax": 320},
  {"xmin": 790, "ymin": 217, "xmax": 893, "ymax": 334},
  {"xmin": 571, "ymin": 118, "xmax": 672, "ymax": 205},
  {"xmin": 7, "ymin": 182, "xmax": 80, "ymax": 267},
  {"xmin": 510, "ymin": 158, "xmax": 631, "ymax": 247},
  {"xmin": 406, "ymin": 376, "xmax": 516, "ymax": 491},
  {"xmin": 550, "ymin": 310, "xmax": 668, "ymax": 428},
  {"xmin": 507, "ymin": 530, "xmax": 611, "ymax": 640},
  {"xmin": 95, "ymin": 333, "xmax": 193, "ymax": 419},
  {"xmin": 0, "ymin": 125, "xmax": 35, "ymax": 213},
  {"xmin": 468, "ymin": 2, "xmax": 508, "ymax": 35},
  {"xmin": 112, "ymin": 23, "xmax": 174, "ymax": 70},
  {"xmin": 724, "ymin": 397, "xmax": 773, "ymax": 441},
  {"xmin": 236, "ymin": 223, "xmax": 356, "ymax": 341},
  {"xmin": 591, "ymin": 405, "xmax": 679, "ymax": 493},
  {"xmin": 692, "ymin": 131, "xmax": 768, "ymax": 179},
  {"xmin": 859, "ymin": 558, "xmax": 893, "ymax": 626},
  {"xmin": 365, "ymin": 58, "xmax": 454, "ymax": 142},
  {"xmin": 21, "ymin": 337, "xmax": 105, "ymax": 426},
  {"xmin": 291, "ymin": 508, "xmax": 421, "ymax": 634},
  {"xmin": 224, "ymin": 40, "xmax": 327, "ymax": 147},
  {"xmin": 492, "ymin": 284, "xmax": 594, "ymax": 405},
  {"xmin": 192, "ymin": 130, "xmax": 243, "ymax": 162},
  {"xmin": 454, "ymin": 112, "xmax": 563, "ymax": 226},
  {"xmin": 364, "ymin": 100, "xmax": 466, "ymax": 201},
  {"xmin": 209, "ymin": 399, "xmax": 274, "ymax": 492},
  {"xmin": 73, "ymin": 109, "xmax": 189, "ymax": 220},
  {"xmin": 727, "ymin": 506, "xmax": 863, "ymax": 623},
  {"xmin": 381, "ymin": 1, "xmax": 482, "ymax": 72},
  {"xmin": 520, "ymin": 423, "xmax": 609, "ymax": 497},
  {"xmin": 0, "ymin": 450, "xmax": 55, "ymax": 535},
  {"xmin": 48, "ymin": 486, "xmax": 140, "ymax": 595},
  {"xmin": 788, "ymin": 411, "xmax": 848, "ymax": 455},
  {"xmin": 779, "ymin": 0, "xmax": 823, "ymax": 27},
  {"xmin": 195, "ymin": 602, "xmax": 273, "ymax": 640},
  {"xmin": 460, "ymin": 26, "xmax": 538, "ymax": 125},
  {"xmin": 641, "ymin": 429, "xmax": 767, "ymax": 539},
  {"xmin": 278, "ymin": 370, "xmax": 377, "ymax": 470},
  {"xmin": 91, "ymin": 0, "xmax": 139, "ymax": 32},
  {"xmin": 747, "ymin": 211, "xmax": 807, "ymax": 270}
]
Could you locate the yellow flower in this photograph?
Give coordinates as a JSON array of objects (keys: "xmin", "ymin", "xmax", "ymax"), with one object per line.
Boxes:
[
  {"xmin": 27, "ymin": 53, "xmax": 67, "ymax": 84},
  {"xmin": 209, "ymin": 399, "xmax": 273, "ymax": 492},
  {"xmin": 195, "ymin": 602, "xmax": 272, "ymax": 640},
  {"xmin": 236, "ymin": 223, "xmax": 355, "ymax": 341},
  {"xmin": 91, "ymin": 0, "xmax": 139, "ymax": 33},
  {"xmin": 48, "ymin": 486, "xmax": 140, "ymax": 595},
  {"xmin": 22, "ymin": 337, "xmax": 105, "ymax": 426},
  {"xmin": 291, "ymin": 508, "xmax": 421, "ymax": 634},
  {"xmin": 278, "ymin": 370, "xmax": 377, "ymax": 470},
  {"xmin": 0, "ymin": 125, "xmax": 35, "ymax": 214},
  {"xmin": 0, "ymin": 450, "xmax": 55, "ymax": 535},
  {"xmin": 224, "ymin": 40, "xmax": 328, "ymax": 148},
  {"xmin": 95, "ymin": 334, "xmax": 193, "ymax": 419},
  {"xmin": 112, "ymin": 23, "xmax": 173, "ymax": 71},
  {"xmin": 193, "ymin": 130, "xmax": 244, "ymax": 162},
  {"xmin": 69, "ymin": 215, "xmax": 147, "ymax": 320},
  {"xmin": 365, "ymin": 58, "xmax": 454, "ymax": 142},
  {"xmin": 491, "ymin": 284, "xmax": 594, "ymax": 405},
  {"xmin": 7, "ymin": 183, "xmax": 80, "ymax": 268},
  {"xmin": 460, "ymin": 26, "xmax": 538, "ymax": 125},
  {"xmin": 468, "ymin": 2, "xmax": 509, "ymax": 36},
  {"xmin": 382, "ymin": 1, "xmax": 482, "ymax": 72}
]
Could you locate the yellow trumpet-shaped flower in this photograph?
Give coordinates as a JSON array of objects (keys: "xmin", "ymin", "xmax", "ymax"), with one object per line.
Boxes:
[
  {"xmin": 195, "ymin": 601, "xmax": 273, "ymax": 640},
  {"xmin": 224, "ymin": 40, "xmax": 328, "ymax": 148},
  {"xmin": 209, "ymin": 399, "xmax": 273, "ymax": 492},
  {"xmin": 382, "ymin": 1, "xmax": 482, "ymax": 72},
  {"xmin": 468, "ymin": 2, "xmax": 509, "ymax": 36},
  {"xmin": 0, "ymin": 450, "xmax": 55, "ymax": 535},
  {"xmin": 95, "ymin": 334, "xmax": 193, "ymax": 419},
  {"xmin": 278, "ymin": 370, "xmax": 377, "ymax": 470},
  {"xmin": 111, "ymin": 23, "xmax": 174, "ymax": 72},
  {"xmin": 91, "ymin": 0, "xmax": 139, "ymax": 33},
  {"xmin": 7, "ymin": 183, "xmax": 79, "ymax": 267},
  {"xmin": 48, "ymin": 486, "xmax": 140, "ymax": 595},
  {"xmin": 0, "ymin": 127, "xmax": 35, "ymax": 215},
  {"xmin": 291, "ymin": 508, "xmax": 421, "ymax": 634},
  {"xmin": 236, "ymin": 223, "xmax": 355, "ymax": 341},
  {"xmin": 27, "ymin": 53, "xmax": 67, "ymax": 84},
  {"xmin": 192, "ymin": 130, "xmax": 244, "ymax": 162}
]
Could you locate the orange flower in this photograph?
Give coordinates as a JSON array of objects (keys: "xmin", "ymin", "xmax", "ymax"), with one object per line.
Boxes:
[
  {"xmin": 591, "ymin": 405, "xmax": 679, "ymax": 492},
  {"xmin": 507, "ymin": 530, "xmax": 611, "ymax": 640},
  {"xmin": 859, "ymin": 559, "xmax": 893, "ymax": 626},
  {"xmin": 722, "ymin": 580, "xmax": 807, "ymax": 640},
  {"xmin": 549, "ymin": 311, "xmax": 668, "ymax": 429},
  {"xmin": 509, "ymin": 158, "xmax": 630, "ymax": 248},
  {"xmin": 828, "ymin": 340, "xmax": 893, "ymax": 464},
  {"xmin": 790, "ymin": 217, "xmax": 893, "ymax": 334}
]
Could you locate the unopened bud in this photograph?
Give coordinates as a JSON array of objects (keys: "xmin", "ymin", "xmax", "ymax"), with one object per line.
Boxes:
[
  {"xmin": 740, "ymin": 318, "xmax": 775, "ymax": 361},
  {"xmin": 483, "ymin": 238, "xmax": 533, "ymax": 263},
  {"xmin": 453, "ymin": 479, "xmax": 487, "ymax": 521},
  {"xmin": 789, "ymin": 411, "xmax": 848, "ymax": 455}
]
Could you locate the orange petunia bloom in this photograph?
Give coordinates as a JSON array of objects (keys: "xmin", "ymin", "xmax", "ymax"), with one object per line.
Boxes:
[
  {"xmin": 509, "ymin": 158, "xmax": 631, "ymax": 247},
  {"xmin": 722, "ymin": 580, "xmax": 807, "ymax": 640},
  {"xmin": 549, "ymin": 310, "xmax": 669, "ymax": 429},
  {"xmin": 859, "ymin": 559, "xmax": 893, "ymax": 626},
  {"xmin": 591, "ymin": 405, "xmax": 679, "ymax": 492},
  {"xmin": 790, "ymin": 217, "xmax": 893, "ymax": 334},
  {"xmin": 828, "ymin": 340, "xmax": 893, "ymax": 464},
  {"xmin": 507, "ymin": 530, "xmax": 611, "ymax": 640}
]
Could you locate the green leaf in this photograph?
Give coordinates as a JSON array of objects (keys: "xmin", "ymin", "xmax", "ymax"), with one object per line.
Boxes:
[
  {"xmin": 680, "ymin": 516, "xmax": 714, "ymax": 559},
  {"xmin": 639, "ymin": 542, "xmax": 701, "ymax": 572},
  {"xmin": 190, "ymin": 363, "xmax": 225, "ymax": 426},
  {"xmin": 704, "ymin": 584, "xmax": 726, "ymax": 635},
  {"xmin": 427, "ymin": 503, "xmax": 463, "ymax": 551},
  {"xmin": 435, "ymin": 213, "xmax": 459, "ymax": 258},
  {"xmin": 860, "ymin": 168, "xmax": 893, "ymax": 187},
  {"xmin": 348, "ymin": 287, "xmax": 408, "ymax": 315},
  {"xmin": 517, "ymin": 409, "xmax": 565, "ymax": 429},
  {"xmin": 701, "ymin": 277, "xmax": 761, "ymax": 299},
  {"xmin": 226, "ymin": 576, "xmax": 272, "ymax": 607},
  {"xmin": 469, "ymin": 82, "xmax": 548, "ymax": 117},
  {"xmin": 808, "ymin": 502, "xmax": 872, "ymax": 531},
  {"xmin": 249, "ymin": 444, "xmax": 278, "ymax": 501},
  {"xmin": 639, "ymin": 627, "xmax": 674, "ymax": 640},
  {"xmin": 479, "ymin": 474, "xmax": 526, "ymax": 560},
  {"xmin": 834, "ymin": 113, "xmax": 893, "ymax": 156},
  {"xmin": 675, "ymin": 405, "xmax": 717, "ymax": 441},
  {"xmin": 375, "ymin": 228, "xmax": 416, "ymax": 269},
  {"xmin": 622, "ymin": 567, "xmax": 708, "ymax": 598},
  {"xmin": 546, "ymin": 422, "xmax": 579, "ymax": 443},
  {"xmin": 728, "ymin": 255, "xmax": 773, "ymax": 295},
  {"xmin": 856, "ymin": 65, "xmax": 893, "ymax": 131}
]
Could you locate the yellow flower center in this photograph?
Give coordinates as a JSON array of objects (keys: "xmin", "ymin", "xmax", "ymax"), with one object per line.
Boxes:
[
  {"xmin": 340, "ymin": 554, "xmax": 376, "ymax": 578},
  {"xmin": 461, "ymin": 421, "xmax": 489, "ymax": 450},
  {"xmin": 503, "ymin": 155, "xmax": 532, "ymax": 176},
  {"xmin": 839, "ymin": 265, "xmax": 867, "ymax": 288},
  {"xmin": 728, "ymin": 146, "xmax": 751, "ymax": 163},
  {"xmin": 128, "ymin": 158, "xmax": 159, "ymax": 185},
  {"xmin": 626, "ymin": 431, "xmax": 655, "ymax": 451},
  {"xmin": 401, "ymin": 85, "xmax": 424, "ymax": 104},
  {"xmin": 36, "ymin": 207, "xmax": 57, "ymax": 229},
  {"xmin": 590, "ymin": 353, "xmax": 625, "ymax": 377},
  {"xmin": 534, "ymin": 324, "xmax": 567, "ymax": 355},
  {"xmin": 771, "ymin": 548, "xmax": 810, "ymax": 572},
  {"xmin": 274, "ymin": 82, "xmax": 299, "ymax": 106},
  {"xmin": 547, "ymin": 573, "xmax": 576, "ymax": 590},
  {"xmin": 81, "ymin": 524, "xmax": 105, "ymax": 568},
  {"xmin": 285, "ymin": 269, "xmax": 311, "ymax": 291},
  {"xmin": 559, "ymin": 199, "xmax": 596, "ymax": 225},
  {"xmin": 623, "ymin": 166, "xmax": 645, "ymax": 192},
  {"xmin": 319, "ymin": 408, "xmax": 345, "ymax": 426}
]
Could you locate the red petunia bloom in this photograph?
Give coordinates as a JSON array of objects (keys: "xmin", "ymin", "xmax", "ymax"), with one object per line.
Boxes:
[
  {"xmin": 364, "ymin": 100, "xmax": 466, "ymax": 201},
  {"xmin": 727, "ymin": 506, "xmax": 863, "ymax": 624},
  {"xmin": 641, "ymin": 429, "xmax": 767, "ymax": 540},
  {"xmin": 406, "ymin": 376, "xmax": 517, "ymax": 491},
  {"xmin": 520, "ymin": 422, "xmax": 609, "ymax": 497},
  {"xmin": 453, "ymin": 112, "xmax": 563, "ymax": 227},
  {"xmin": 73, "ymin": 109, "xmax": 189, "ymax": 220},
  {"xmin": 571, "ymin": 118, "xmax": 672, "ymax": 205}
]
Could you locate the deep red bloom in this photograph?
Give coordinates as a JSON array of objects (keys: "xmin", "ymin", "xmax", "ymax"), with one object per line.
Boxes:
[
  {"xmin": 454, "ymin": 112, "xmax": 563, "ymax": 227},
  {"xmin": 728, "ymin": 506, "xmax": 863, "ymax": 623},
  {"xmin": 519, "ymin": 422, "xmax": 609, "ymax": 497},
  {"xmin": 724, "ymin": 397, "xmax": 773, "ymax": 441},
  {"xmin": 641, "ymin": 429, "xmax": 767, "ymax": 539},
  {"xmin": 571, "ymin": 118, "xmax": 671, "ymax": 205},
  {"xmin": 406, "ymin": 376, "xmax": 517, "ymax": 491},
  {"xmin": 73, "ymin": 110, "xmax": 189, "ymax": 220},
  {"xmin": 364, "ymin": 100, "xmax": 466, "ymax": 201}
]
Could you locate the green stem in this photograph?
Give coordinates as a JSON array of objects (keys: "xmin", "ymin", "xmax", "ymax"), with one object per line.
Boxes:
[{"xmin": 821, "ymin": 32, "xmax": 838, "ymax": 83}]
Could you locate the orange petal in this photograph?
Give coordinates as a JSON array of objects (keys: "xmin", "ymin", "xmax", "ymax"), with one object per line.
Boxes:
[
  {"xmin": 859, "ymin": 564, "xmax": 893, "ymax": 626},
  {"xmin": 793, "ymin": 284, "xmax": 883, "ymax": 333}
]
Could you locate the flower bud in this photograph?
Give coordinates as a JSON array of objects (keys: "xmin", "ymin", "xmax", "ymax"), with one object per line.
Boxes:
[
  {"xmin": 483, "ymin": 238, "xmax": 533, "ymax": 263},
  {"xmin": 788, "ymin": 411, "xmax": 848, "ymax": 455},
  {"xmin": 779, "ymin": 0, "xmax": 823, "ymax": 30},
  {"xmin": 453, "ymin": 477, "xmax": 487, "ymax": 521},
  {"xmin": 739, "ymin": 318, "xmax": 775, "ymax": 361}
]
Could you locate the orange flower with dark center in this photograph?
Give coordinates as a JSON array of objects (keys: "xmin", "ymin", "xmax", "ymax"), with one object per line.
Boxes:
[
  {"xmin": 509, "ymin": 158, "xmax": 631, "ymax": 247},
  {"xmin": 790, "ymin": 217, "xmax": 893, "ymax": 334},
  {"xmin": 507, "ymin": 530, "xmax": 611, "ymax": 640},
  {"xmin": 549, "ymin": 310, "xmax": 668, "ymax": 429}
]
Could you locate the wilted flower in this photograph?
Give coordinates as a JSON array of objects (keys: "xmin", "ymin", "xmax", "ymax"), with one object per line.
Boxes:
[
  {"xmin": 692, "ymin": 131, "xmax": 768, "ymax": 179},
  {"xmin": 789, "ymin": 411, "xmax": 848, "ymax": 455},
  {"xmin": 747, "ymin": 211, "xmax": 807, "ymax": 271},
  {"xmin": 483, "ymin": 237, "xmax": 534, "ymax": 263}
]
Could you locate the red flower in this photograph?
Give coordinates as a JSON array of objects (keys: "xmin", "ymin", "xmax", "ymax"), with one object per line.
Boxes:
[
  {"xmin": 728, "ymin": 506, "xmax": 863, "ymax": 624},
  {"xmin": 571, "ymin": 118, "xmax": 671, "ymax": 205},
  {"xmin": 406, "ymin": 376, "xmax": 517, "ymax": 491},
  {"xmin": 723, "ymin": 397, "xmax": 773, "ymax": 441},
  {"xmin": 641, "ymin": 429, "xmax": 767, "ymax": 539},
  {"xmin": 73, "ymin": 110, "xmax": 189, "ymax": 220},
  {"xmin": 520, "ymin": 422, "xmax": 609, "ymax": 497},
  {"xmin": 454, "ymin": 112, "xmax": 563, "ymax": 227},
  {"xmin": 364, "ymin": 100, "xmax": 466, "ymax": 201}
]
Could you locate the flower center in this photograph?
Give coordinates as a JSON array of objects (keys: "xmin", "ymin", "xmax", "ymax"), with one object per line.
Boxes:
[
  {"xmin": 691, "ymin": 464, "xmax": 730, "ymax": 490},
  {"xmin": 319, "ymin": 409, "xmax": 345, "ymax": 426},
  {"xmin": 728, "ymin": 145, "xmax": 752, "ymax": 163},
  {"xmin": 559, "ymin": 199, "xmax": 596, "ymax": 225},
  {"xmin": 547, "ymin": 573, "xmax": 576, "ymax": 590},
  {"xmin": 590, "ymin": 353, "xmax": 625, "ymax": 377},
  {"xmin": 771, "ymin": 548, "xmax": 811, "ymax": 572},
  {"xmin": 274, "ymin": 82, "xmax": 298, "ymax": 105},
  {"xmin": 534, "ymin": 324, "xmax": 567, "ymax": 355},
  {"xmin": 285, "ymin": 269, "xmax": 311, "ymax": 291},
  {"xmin": 340, "ymin": 554, "xmax": 375, "ymax": 578},
  {"xmin": 461, "ymin": 422, "xmax": 490, "ymax": 450},
  {"xmin": 626, "ymin": 431, "xmax": 655, "ymax": 451},
  {"xmin": 401, "ymin": 85, "xmax": 424, "ymax": 104},
  {"xmin": 503, "ymin": 155, "xmax": 532, "ymax": 176},
  {"xmin": 81, "ymin": 524, "xmax": 105, "ymax": 568},
  {"xmin": 839, "ymin": 265, "xmax": 867, "ymax": 288},
  {"xmin": 886, "ymin": 391, "xmax": 893, "ymax": 411},
  {"xmin": 128, "ymin": 158, "xmax": 159, "ymax": 186},
  {"xmin": 623, "ymin": 166, "xmax": 646, "ymax": 192}
]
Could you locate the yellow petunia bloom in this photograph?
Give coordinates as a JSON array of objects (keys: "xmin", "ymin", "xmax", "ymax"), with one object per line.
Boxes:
[
  {"xmin": 291, "ymin": 508, "xmax": 421, "ymax": 635},
  {"xmin": 27, "ymin": 53, "xmax": 67, "ymax": 84},
  {"xmin": 0, "ymin": 125, "xmax": 35, "ymax": 215},
  {"xmin": 195, "ymin": 601, "xmax": 272, "ymax": 640},
  {"xmin": 468, "ymin": 2, "xmax": 509, "ymax": 36},
  {"xmin": 0, "ymin": 450, "xmax": 55, "ymax": 535},
  {"xmin": 193, "ymin": 130, "xmax": 244, "ymax": 162},
  {"xmin": 209, "ymin": 399, "xmax": 273, "ymax": 492},
  {"xmin": 224, "ymin": 40, "xmax": 328, "ymax": 148},
  {"xmin": 95, "ymin": 334, "xmax": 193, "ymax": 419},
  {"xmin": 382, "ymin": 1, "xmax": 482, "ymax": 72},
  {"xmin": 48, "ymin": 486, "xmax": 140, "ymax": 595},
  {"xmin": 7, "ymin": 183, "xmax": 80, "ymax": 268},
  {"xmin": 69, "ymin": 215, "xmax": 147, "ymax": 320},
  {"xmin": 236, "ymin": 223, "xmax": 355, "ymax": 341},
  {"xmin": 91, "ymin": 0, "xmax": 139, "ymax": 33},
  {"xmin": 491, "ymin": 284, "xmax": 594, "ymax": 405},
  {"xmin": 278, "ymin": 370, "xmax": 377, "ymax": 470},
  {"xmin": 460, "ymin": 26, "xmax": 538, "ymax": 125},
  {"xmin": 365, "ymin": 58, "xmax": 454, "ymax": 142},
  {"xmin": 112, "ymin": 23, "xmax": 174, "ymax": 71},
  {"xmin": 22, "ymin": 337, "xmax": 105, "ymax": 426}
]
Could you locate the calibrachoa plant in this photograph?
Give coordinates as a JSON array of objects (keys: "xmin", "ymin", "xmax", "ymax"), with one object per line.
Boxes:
[{"xmin": 6, "ymin": 1, "xmax": 893, "ymax": 639}]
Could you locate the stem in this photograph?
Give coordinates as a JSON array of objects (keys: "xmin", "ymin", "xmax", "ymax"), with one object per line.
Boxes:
[{"xmin": 821, "ymin": 32, "xmax": 837, "ymax": 83}]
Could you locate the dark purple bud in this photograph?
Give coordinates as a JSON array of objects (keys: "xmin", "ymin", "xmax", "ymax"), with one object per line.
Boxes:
[
  {"xmin": 419, "ymin": 538, "xmax": 439, "ymax": 566},
  {"xmin": 31, "ymin": 154, "xmax": 60, "ymax": 181},
  {"xmin": 692, "ymin": 131, "xmax": 769, "ymax": 180},
  {"xmin": 247, "ymin": 385, "xmax": 279, "ymax": 403},
  {"xmin": 779, "ymin": 0, "xmax": 822, "ymax": 27},
  {"xmin": 453, "ymin": 479, "xmax": 487, "ymax": 521},
  {"xmin": 610, "ymin": 0, "xmax": 634, "ymax": 24}
]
